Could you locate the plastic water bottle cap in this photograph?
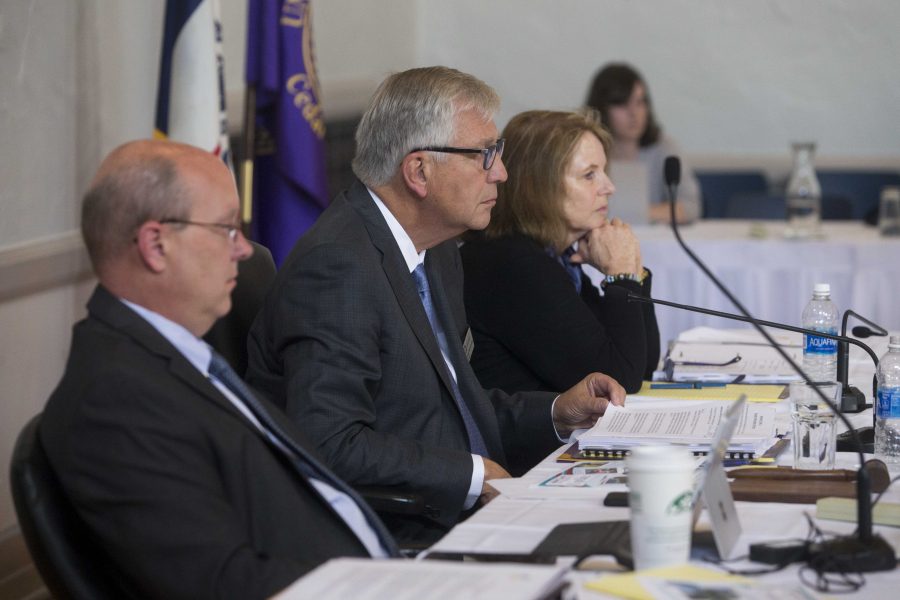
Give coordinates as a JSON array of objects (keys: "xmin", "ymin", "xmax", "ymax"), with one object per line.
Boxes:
[
  {"xmin": 813, "ymin": 283, "xmax": 830, "ymax": 294},
  {"xmin": 890, "ymin": 336, "xmax": 900, "ymax": 349}
]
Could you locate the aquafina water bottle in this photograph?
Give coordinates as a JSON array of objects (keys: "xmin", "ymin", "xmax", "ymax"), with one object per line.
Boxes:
[
  {"xmin": 801, "ymin": 283, "xmax": 838, "ymax": 382},
  {"xmin": 876, "ymin": 336, "xmax": 900, "ymax": 462}
]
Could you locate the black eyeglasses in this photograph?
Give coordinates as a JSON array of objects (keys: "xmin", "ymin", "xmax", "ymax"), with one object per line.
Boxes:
[
  {"xmin": 410, "ymin": 138, "xmax": 505, "ymax": 171},
  {"xmin": 664, "ymin": 354, "xmax": 742, "ymax": 381},
  {"xmin": 668, "ymin": 354, "xmax": 742, "ymax": 368},
  {"xmin": 160, "ymin": 219, "xmax": 241, "ymax": 243}
]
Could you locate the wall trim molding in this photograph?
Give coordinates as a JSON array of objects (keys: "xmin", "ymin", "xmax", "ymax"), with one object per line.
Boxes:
[{"xmin": 0, "ymin": 231, "xmax": 94, "ymax": 302}]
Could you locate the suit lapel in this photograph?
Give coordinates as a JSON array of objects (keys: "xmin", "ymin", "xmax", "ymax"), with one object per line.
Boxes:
[
  {"xmin": 345, "ymin": 182, "xmax": 459, "ymax": 397},
  {"xmin": 87, "ymin": 286, "xmax": 262, "ymax": 426}
]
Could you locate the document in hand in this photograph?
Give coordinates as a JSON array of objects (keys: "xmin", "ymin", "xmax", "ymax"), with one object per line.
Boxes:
[{"xmin": 578, "ymin": 401, "xmax": 777, "ymax": 457}]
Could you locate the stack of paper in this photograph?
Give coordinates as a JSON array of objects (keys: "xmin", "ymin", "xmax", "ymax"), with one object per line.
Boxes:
[
  {"xmin": 578, "ymin": 402, "xmax": 776, "ymax": 456},
  {"xmin": 274, "ymin": 558, "xmax": 567, "ymax": 600},
  {"xmin": 664, "ymin": 341, "xmax": 802, "ymax": 384}
]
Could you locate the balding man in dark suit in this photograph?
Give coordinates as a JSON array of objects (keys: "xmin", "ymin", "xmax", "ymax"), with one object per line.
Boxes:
[{"xmin": 41, "ymin": 140, "xmax": 397, "ymax": 600}]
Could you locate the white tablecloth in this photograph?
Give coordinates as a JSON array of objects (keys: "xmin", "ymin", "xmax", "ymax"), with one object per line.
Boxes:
[{"xmin": 585, "ymin": 220, "xmax": 900, "ymax": 355}]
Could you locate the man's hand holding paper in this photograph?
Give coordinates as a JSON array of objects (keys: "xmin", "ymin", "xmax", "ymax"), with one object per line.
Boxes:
[{"xmin": 552, "ymin": 373, "xmax": 626, "ymax": 436}]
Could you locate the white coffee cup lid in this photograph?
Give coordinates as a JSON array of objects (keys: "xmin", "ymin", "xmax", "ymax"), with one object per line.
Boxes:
[{"xmin": 626, "ymin": 445, "xmax": 694, "ymax": 472}]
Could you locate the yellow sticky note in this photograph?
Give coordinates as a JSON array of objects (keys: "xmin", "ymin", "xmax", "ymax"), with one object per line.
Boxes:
[{"xmin": 585, "ymin": 564, "xmax": 751, "ymax": 600}]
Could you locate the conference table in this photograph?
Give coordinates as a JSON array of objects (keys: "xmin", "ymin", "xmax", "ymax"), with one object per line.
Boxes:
[
  {"xmin": 426, "ymin": 402, "xmax": 900, "ymax": 598},
  {"xmin": 584, "ymin": 220, "xmax": 900, "ymax": 356},
  {"xmin": 425, "ymin": 331, "xmax": 898, "ymax": 598}
]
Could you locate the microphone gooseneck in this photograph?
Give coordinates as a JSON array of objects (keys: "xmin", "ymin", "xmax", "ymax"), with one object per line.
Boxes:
[
  {"xmin": 837, "ymin": 310, "xmax": 888, "ymax": 414},
  {"xmin": 659, "ymin": 155, "xmax": 894, "ymax": 573}
]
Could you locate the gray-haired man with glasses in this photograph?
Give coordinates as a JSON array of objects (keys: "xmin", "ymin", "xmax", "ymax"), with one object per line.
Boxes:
[{"xmin": 246, "ymin": 67, "xmax": 626, "ymax": 545}]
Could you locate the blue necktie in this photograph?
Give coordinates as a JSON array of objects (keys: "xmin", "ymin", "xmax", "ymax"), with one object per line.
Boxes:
[
  {"xmin": 207, "ymin": 351, "xmax": 399, "ymax": 557},
  {"xmin": 559, "ymin": 246, "xmax": 583, "ymax": 294},
  {"xmin": 545, "ymin": 246, "xmax": 583, "ymax": 293},
  {"xmin": 411, "ymin": 264, "xmax": 489, "ymax": 458}
]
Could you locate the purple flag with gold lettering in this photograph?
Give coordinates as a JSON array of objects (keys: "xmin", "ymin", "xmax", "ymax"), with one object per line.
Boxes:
[{"xmin": 246, "ymin": 0, "xmax": 328, "ymax": 265}]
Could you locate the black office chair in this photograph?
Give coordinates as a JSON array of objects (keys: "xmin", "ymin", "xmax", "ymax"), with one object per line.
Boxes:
[
  {"xmin": 9, "ymin": 414, "xmax": 124, "ymax": 600},
  {"xmin": 725, "ymin": 192, "xmax": 786, "ymax": 220},
  {"xmin": 725, "ymin": 193, "xmax": 853, "ymax": 221},
  {"xmin": 817, "ymin": 170, "xmax": 900, "ymax": 220},
  {"xmin": 696, "ymin": 171, "xmax": 769, "ymax": 219},
  {"xmin": 820, "ymin": 195, "xmax": 854, "ymax": 220},
  {"xmin": 204, "ymin": 240, "xmax": 277, "ymax": 374}
]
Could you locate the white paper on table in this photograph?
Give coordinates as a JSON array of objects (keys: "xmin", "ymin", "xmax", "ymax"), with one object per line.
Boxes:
[
  {"xmin": 427, "ymin": 496, "xmax": 620, "ymax": 555},
  {"xmin": 579, "ymin": 401, "xmax": 775, "ymax": 449},
  {"xmin": 487, "ymin": 465, "xmax": 627, "ymax": 500},
  {"xmin": 274, "ymin": 558, "xmax": 567, "ymax": 600},
  {"xmin": 676, "ymin": 326, "xmax": 802, "ymax": 347},
  {"xmin": 536, "ymin": 462, "xmax": 625, "ymax": 488}
]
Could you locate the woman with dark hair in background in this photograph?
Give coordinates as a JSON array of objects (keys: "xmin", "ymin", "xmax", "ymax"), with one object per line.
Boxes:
[
  {"xmin": 586, "ymin": 62, "xmax": 701, "ymax": 223},
  {"xmin": 461, "ymin": 110, "xmax": 659, "ymax": 395}
]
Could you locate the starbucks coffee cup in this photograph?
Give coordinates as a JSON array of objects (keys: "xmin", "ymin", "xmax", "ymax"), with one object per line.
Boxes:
[{"xmin": 625, "ymin": 445, "xmax": 695, "ymax": 570}]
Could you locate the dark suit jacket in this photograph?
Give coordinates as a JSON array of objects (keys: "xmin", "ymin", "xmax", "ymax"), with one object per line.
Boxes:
[
  {"xmin": 40, "ymin": 286, "xmax": 372, "ymax": 600},
  {"xmin": 461, "ymin": 233, "xmax": 660, "ymax": 395},
  {"xmin": 246, "ymin": 180, "xmax": 559, "ymax": 535}
]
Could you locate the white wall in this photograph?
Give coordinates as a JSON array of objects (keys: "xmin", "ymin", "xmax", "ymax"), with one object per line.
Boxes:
[
  {"xmin": 0, "ymin": 1, "xmax": 78, "ymax": 247},
  {"xmin": 0, "ymin": 0, "xmax": 83, "ymax": 533},
  {"xmin": 419, "ymin": 0, "xmax": 900, "ymax": 160}
]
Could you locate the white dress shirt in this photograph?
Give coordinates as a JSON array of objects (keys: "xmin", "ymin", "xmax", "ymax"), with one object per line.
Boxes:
[{"xmin": 368, "ymin": 189, "xmax": 485, "ymax": 510}]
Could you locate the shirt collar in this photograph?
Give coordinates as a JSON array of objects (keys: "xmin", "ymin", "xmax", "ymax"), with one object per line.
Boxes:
[
  {"xmin": 367, "ymin": 187, "xmax": 425, "ymax": 273},
  {"xmin": 120, "ymin": 298, "xmax": 212, "ymax": 376}
]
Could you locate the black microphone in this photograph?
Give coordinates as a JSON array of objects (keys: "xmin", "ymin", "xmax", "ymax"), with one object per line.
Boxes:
[
  {"xmin": 659, "ymin": 155, "xmax": 895, "ymax": 573},
  {"xmin": 843, "ymin": 310, "xmax": 888, "ymax": 340},
  {"xmin": 625, "ymin": 293, "xmax": 878, "ymax": 414},
  {"xmin": 664, "ymin": 155, "xmax": 681, "ymax": 187},
  {"xmin": 852, "ymin": 326, "xmax": 884, "ymax": 339}
]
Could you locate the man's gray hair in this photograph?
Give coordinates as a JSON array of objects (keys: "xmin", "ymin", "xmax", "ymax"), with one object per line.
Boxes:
[
  {"xmin": 81, "ymin": 146, "xmax": 189, "ymax": 270},
  {"xmin": 352, "ymin": 66, "xmax": 500, "ymax": 187}
]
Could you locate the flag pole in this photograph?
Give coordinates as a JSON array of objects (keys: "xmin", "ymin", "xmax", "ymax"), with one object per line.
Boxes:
[{"xmin": 240, "ymin": 84, "xmax": 257, "ymax": 235}]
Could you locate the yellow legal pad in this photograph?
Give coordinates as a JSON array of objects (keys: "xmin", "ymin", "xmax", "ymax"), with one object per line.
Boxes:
[
  {"xmin": 635, "ymin": 381, "xmax": 785, "ymax": 402},
  {"xmin": 585, "ymin": 564, "xmax": 751, "ymax": 600}
]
